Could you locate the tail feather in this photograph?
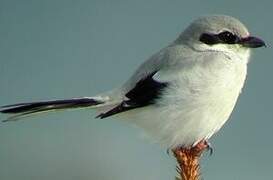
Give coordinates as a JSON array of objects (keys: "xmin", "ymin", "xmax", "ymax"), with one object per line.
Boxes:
[{"xmin": 0, "ymin": 97, "xmax": 104, "ymax": 122}]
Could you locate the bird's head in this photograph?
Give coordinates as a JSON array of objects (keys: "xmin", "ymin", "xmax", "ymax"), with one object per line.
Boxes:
[{"xmin": 176, "ymin": 15, "xmax": 265, "ymax": 58}]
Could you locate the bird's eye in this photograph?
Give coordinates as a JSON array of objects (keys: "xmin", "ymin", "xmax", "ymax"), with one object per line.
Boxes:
[{"xmin": 218, "ymin": 31, "xmax": 238, "ymax": 44}]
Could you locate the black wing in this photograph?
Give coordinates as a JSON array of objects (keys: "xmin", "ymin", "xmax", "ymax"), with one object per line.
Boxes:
[{"xmin": 97, "ymin": 71, "xmax": 168, "ymax": 119}]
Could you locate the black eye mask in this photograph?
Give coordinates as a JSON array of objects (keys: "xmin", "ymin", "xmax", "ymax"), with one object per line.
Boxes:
[{"xmin": 199, "ymin": 31, "xmax": 239, "ymax": 45}]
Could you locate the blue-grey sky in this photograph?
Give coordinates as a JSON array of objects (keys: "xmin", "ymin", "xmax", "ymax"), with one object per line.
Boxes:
[{"xmin": 0, "ymin": 0, "xmax": 272, "ymax": 180}]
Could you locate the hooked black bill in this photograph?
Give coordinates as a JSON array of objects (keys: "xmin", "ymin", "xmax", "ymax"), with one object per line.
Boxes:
[{"xmin": 238, "ymin": 36, "xmax": 266, "ymax": 48}]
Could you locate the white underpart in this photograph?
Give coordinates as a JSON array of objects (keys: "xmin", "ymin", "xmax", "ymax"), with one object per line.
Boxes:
[{"xmin": 118, "ymin": 47, "xmax": 250, "ymax": 149}]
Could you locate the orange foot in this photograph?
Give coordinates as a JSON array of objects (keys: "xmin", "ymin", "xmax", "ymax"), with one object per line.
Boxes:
[{"xmin": 194, "ymin": 140, "xmax": 213, "ymax": 156}]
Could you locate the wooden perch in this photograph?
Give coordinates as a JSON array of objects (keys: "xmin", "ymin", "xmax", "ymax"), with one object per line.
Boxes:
[{"xmin": 172, "ymin": 140, "xmax": 209, "ymax": 180}]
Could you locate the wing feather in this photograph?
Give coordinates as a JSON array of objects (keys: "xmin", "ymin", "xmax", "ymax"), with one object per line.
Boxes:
[{"xmin": 97, "ymin": 72, "xmax": 168, "ymax": 118}]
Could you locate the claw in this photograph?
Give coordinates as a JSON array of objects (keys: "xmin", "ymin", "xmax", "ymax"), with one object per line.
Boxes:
[
  {"xmin": 205, "ymin": 141, "xmax": 214, "ymax": 156},
  {"xmin": 166, "ymin": 148, "xmax": 171, "ymax": 155}
]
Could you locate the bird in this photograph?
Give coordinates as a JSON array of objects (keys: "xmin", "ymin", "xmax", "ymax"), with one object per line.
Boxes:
[{"xmin": 0, "ymin": 15, "xmax": 265, "ymax": 149}]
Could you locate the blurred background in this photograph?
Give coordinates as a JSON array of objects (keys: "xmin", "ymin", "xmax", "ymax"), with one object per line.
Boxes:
[{"xmin": 0, "ymin": 0, "xmax": 272, "ymax": 179}]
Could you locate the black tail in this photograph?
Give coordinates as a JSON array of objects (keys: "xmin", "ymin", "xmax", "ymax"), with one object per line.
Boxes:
[{"xmin": 0, "ymin": 97, "xmax": 103, "ymax": 122}]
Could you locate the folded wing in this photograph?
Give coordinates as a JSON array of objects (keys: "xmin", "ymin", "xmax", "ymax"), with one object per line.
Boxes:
[{"xmin": 97, "ymin": 71, "xmax": 168, "ymax": 118}]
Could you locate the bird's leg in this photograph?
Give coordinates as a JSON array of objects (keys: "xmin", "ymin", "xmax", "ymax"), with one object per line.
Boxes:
[
  {"xmin": 172, "ymin": 140, "xmax": 209, "ymax": 180},
  {"xmin": 194, "ymin": 140, "xmax": 214, "ymax": 155}
]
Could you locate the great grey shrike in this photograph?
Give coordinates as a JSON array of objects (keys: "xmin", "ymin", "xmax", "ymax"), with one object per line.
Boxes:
[{"xmin": 0, "ymin": 15, "xmax": 265, "ymax": 149}]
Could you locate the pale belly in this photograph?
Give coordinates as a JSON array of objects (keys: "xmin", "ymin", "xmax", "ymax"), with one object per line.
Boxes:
[{"xmin": 121, "ymin": 58, "xmax": 248, "ymax": 148}]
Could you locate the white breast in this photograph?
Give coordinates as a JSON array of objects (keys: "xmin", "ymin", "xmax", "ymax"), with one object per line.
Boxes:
[{"xmin": 123, "ymin": 50, "xmax": 250, "ymax": 149}]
